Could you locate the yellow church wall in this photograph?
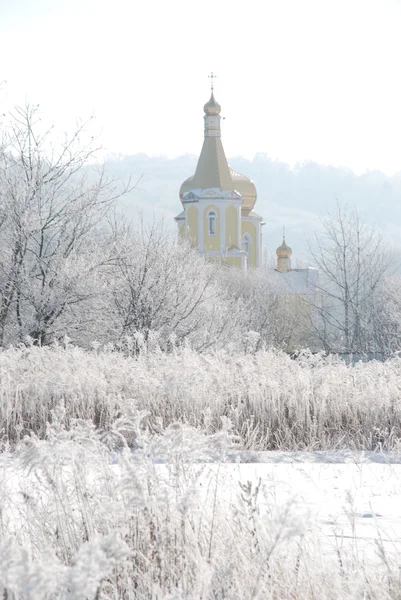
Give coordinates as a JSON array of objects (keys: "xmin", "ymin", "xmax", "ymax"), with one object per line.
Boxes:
[
  {"xmin": 224, "ymin": 256, "xmax": 241, "ymax": 268},
  {"xmin": 187, "ymin": 206, "xmax": 198, "ymax": 247},
  {"xmin": 203, "ymin": 204, "xmax": 220, "ymax": 252},
  {"xmin": 241, "ymin": 221, "xmax": 256, "ymax": 267},
  {"xmin": 179, "ymin": 224, "xmax": 185, "ymax": 240},
  {"xmin": 225, "ymin": 205, "xmax": 238, "ymax": 247}
]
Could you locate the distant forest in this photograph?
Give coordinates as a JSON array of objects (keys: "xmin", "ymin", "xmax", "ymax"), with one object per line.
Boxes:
[{"xmin": 106, "ymin": 153, "xmax": 401, "ymax": 264}]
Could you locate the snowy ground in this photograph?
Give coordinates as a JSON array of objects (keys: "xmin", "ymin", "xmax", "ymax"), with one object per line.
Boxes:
[
  {"xmin": 7, "ymin": 447, "xmax": 401, "ymax": 566},
  {"xmin": 159, "ymin": 452, "xmax": 401, "ymax": 567},
  {"xmin": 2, "ymin": 442, "xmax": 401, "ymax": 598},
  {"xmin": 4, "ymin": 445, "xmax": 401, "ymax": 585}
]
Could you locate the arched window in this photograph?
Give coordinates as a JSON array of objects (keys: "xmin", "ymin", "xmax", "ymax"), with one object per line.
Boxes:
[
  {"xmin": 242, "ymin": 233, "xmax": 251, "ymax": 255},
  {"xmin": 208, "ymin": 210, "xmax": 216, "ymax": 236}
]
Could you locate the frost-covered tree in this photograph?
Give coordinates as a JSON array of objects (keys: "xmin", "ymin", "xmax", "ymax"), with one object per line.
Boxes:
[
  {"xmin": 308, "ymin": 203, "xmax": 396, "ymax": 353},
  {"xmin": 222, "ymin": 268, "xmax": 312, "ymax": 352},
  {"xmin": 369, "ymin": 275, "xmax": 401, "ymax": 356},
  {"xmin": 0, "ymin": 105, "xmax": 125, "ymax": 345}
]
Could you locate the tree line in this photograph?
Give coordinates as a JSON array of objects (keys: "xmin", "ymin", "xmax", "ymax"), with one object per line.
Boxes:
[{"xmin": 0, "ymin": 106, "xmax": 400, "ymax": 355}]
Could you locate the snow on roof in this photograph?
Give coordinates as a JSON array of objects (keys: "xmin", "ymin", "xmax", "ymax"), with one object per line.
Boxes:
[{"xmin": 269, "ymin": 267, "xmax": 319, "ymax": 295}]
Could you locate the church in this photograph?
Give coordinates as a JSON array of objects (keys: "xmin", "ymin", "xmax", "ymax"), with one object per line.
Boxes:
[
  {"xmin": 174, "ymin": 79, "xmax": 317, "ymax": 295},
  {"xmin": 174, "ymin": 82, "xmax": 264, "ymax": 268}
]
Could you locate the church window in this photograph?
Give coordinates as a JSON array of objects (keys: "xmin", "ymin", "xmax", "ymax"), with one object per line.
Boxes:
[
  {"xmin": 242, "ymin": 233, "xmax": 251, "ymax": 255},
  {"xmin": 208, "ymin": 211, "xmax": 216, "ymax": 236}
]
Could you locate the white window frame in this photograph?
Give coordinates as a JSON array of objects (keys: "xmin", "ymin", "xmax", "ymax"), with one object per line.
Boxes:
[{"xmin": 207, "ymin": 210, "xmax": 217, "ymax": 236}]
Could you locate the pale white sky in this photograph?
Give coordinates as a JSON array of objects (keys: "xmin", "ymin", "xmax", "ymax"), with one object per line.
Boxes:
[{"xmin": 1, "ymin": 0, "xmax": 401, "ymax": 174}]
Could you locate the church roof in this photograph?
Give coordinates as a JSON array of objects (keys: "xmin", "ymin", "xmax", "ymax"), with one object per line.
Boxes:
[
  {"xmin": 276, "ymin": 237, "xmax": 292, "ymax": 259},
  {"xmin": 174, "ymin": 210, "xmax": 185, "ymax": 221},
  {"xmin": 270, "ymin": 267, "xmax": 319, "ymax": 295},
  {"xmin": 181, "ymin": 137, "xmax": 234, "ymax": 194},
  {"xmin": 230, "ymin": 168, "xmax": 257, "ymax": 212},
  {"xmin": 180, "ymin": 145, "xmax": 258, "ymax": 211},
  {"xmin": 183, "ymin": 188, "xmax": 241, "ymax": 202},
  {"xmin": 242, "ymin": 209, "xmax": 263, "ymax": 219}
]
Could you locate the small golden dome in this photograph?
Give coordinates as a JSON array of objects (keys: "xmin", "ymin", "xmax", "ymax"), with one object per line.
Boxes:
[
  {"xmin": 203, "ymin": 92, "xmax": 221, "ymax": 115},
  {"xmin": 276, "ymin": 237, "xmax": 292, "ymax": 259}
]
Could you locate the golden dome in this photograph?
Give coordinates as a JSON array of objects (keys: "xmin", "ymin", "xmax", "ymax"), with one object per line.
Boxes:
[
  {"xmin": 179, "ymin": 168, "xmax": 257, "ymax": 212},
  {"xmin": 180, "ymin": 176, "xmax": 195, "ymax": 202},
  {"xmin": 203, "ymin": 92, "xmax": 221, "ymax": 115},
  {"xmin": 276, "ymin": 237, "xmax": 292, "ymax": 259},
  {"xmin": 229, "ymin": 168, "xmax": 257, "ymax": 213},
  {"xmin": 180, "ymin": 175, "xmax": 194, "ymax": 201}
]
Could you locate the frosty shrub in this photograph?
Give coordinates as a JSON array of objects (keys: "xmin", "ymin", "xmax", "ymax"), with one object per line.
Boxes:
[
  {"xmin": 106, "ymin": 218, "xmax": 245, "ymax": 352},
  {"xmin": 1, "ymin": 344, "xmax": 401, "ymax": 451}
]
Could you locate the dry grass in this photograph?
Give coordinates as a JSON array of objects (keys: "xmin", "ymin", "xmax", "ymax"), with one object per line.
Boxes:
[
  {"xmin": 0, "ymin": 344, "xmax": 401, "ymax": 451},
  {"xmin": 1, "ymin": 345, "xmax": 401, "ymax": 597}
]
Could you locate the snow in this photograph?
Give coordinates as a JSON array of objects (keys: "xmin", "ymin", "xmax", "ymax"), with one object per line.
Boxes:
[
  {"xmin": 6, "ymin": 446, "xmax": 401, "ymax": 566},
  {"xmin": 155, "ymin": 452, "xmax": 401, "ymax": 566},
  {"xmin": 3, "ymin": 433, "xmax": 401, "ymax": 597}
]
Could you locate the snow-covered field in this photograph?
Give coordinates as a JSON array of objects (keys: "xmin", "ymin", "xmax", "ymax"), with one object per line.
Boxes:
[
  {"xmin": 196, "ymin": 455, "xmax": 401, "ymax": 566},
  {"xmin": 2, "ymin": 346, "xmax": 401, "ymax": 597},
  {"xmin": 2, "ymin": 431, "xmax": 401, "ymax": 599}
]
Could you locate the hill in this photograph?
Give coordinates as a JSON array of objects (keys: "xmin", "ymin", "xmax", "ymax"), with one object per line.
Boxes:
[{"xmin": 106, "ymin": 153, "xmax": 401, "ymax": 263}]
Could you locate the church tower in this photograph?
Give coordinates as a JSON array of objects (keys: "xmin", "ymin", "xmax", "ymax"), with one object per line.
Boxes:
[
  {"xmin": 276, "ymin": 235, "xmax": 292, "ymax": 272},
  {"xmin": 175, "ymin": 76, "xmax": 264, "ymax": 268}
]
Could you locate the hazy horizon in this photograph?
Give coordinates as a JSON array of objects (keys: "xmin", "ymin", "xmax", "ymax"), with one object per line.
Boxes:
[{"xmin": 103, "ymin": 151, "xmax": 401, "ymax": 265}]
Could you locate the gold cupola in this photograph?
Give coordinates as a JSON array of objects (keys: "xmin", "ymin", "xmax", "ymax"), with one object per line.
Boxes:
[
  {"xmin": 203, "ymin": 92, "xmax": 221, "ymax": 116},
  {"xmin": 276, "ymin": 235, "xmax": 292, "ymax": 272},
  {"xmin": 229, "ymin": 168, "xmax": 257, "ymax": 214}
]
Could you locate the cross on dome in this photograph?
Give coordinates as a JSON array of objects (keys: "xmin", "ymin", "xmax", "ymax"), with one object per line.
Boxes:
[{"xmin": 208, "ymin": 72, "xmax": 217, "ymax": 91}]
